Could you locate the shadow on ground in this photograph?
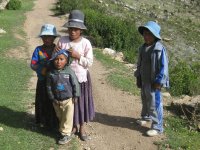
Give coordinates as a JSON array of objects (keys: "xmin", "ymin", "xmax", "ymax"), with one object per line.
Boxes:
[
  {"xmin": 94, "ymin": 112, "xmax": 150, "ymax": 136},
  {"xmin": 0, "ymin": 106, "xmax": 58, "ymax": 140}
]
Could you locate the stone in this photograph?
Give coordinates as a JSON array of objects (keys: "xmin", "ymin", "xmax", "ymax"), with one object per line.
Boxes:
[
  {"xmin": 0, "ymin": 0, "xmax": 10, "ymax": 10},
  {"xmin": 0, "ymin": 28, "xmax": 6, "ymax": 34}
]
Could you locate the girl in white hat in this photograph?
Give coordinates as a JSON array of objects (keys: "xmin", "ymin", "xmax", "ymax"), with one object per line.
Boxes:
[{"xmin": 31, "ymin": 24, "xmax": 60, "ymax": 129}]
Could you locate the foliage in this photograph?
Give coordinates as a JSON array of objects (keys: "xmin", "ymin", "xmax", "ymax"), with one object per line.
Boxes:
[
  {"xmin": 6, "ymin": 0, "xmax": 22, "ymax": 10},
  {"xmin": 84, "ymin": 9, "xmax": 142, "ymax": 63},
  {"xmin": 58, "ymin": 0, "xmax": 101, "ymax": 14},
  {"xmin": 158, "ymin": 116, "xmax": 200, "ymax": 150},
  {"xmin": 169, "ymin": 61, "xmax": 200, "ymax": 96}
]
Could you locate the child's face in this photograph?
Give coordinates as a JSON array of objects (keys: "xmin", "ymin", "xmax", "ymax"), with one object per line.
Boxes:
[
  {"xmin": 41, "ymin": 35, "xmax": 55, "ymax": 46},
  {"xmin": 143, "ymin": 30, "xmax": 156, "ymax": 46},
  {"xmin": 68, "ymin": 27, "xmax": 82, "ymax": 41},
  {"xmin": 53, "ymin": 54, "xmax": 68, "ymax": 70}
]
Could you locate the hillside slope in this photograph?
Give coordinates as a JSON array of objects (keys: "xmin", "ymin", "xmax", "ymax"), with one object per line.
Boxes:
[{"xmin": 103, "ymin": 0, "xmax": 200, "ymax": 63}]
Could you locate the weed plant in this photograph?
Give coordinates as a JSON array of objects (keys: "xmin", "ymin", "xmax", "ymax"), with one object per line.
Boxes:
[
  {"xmin": 6, "ymin": 0, "xmax": 22, "ymax": 10},
  {"xmin": 158, "ymin": 116, "xmax": 200, "ymax": 150},
  {"xmin": 169, "ymin": 61, "xmax": 200, "ymax": 96}
]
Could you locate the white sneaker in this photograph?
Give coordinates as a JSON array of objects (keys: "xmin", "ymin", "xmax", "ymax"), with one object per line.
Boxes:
[
  {"xmin": 146, "ymin": 129, "xmax": 159, "ymax": 136},
  {"xmin": 136, "ymin": 120, "xmax": 147, "ymax": 125}
]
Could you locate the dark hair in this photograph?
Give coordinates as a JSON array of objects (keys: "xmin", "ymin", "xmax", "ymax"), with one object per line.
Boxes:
[{"xmin": 142, "ymin": 28, "xmax": 160, "ymax": 41}]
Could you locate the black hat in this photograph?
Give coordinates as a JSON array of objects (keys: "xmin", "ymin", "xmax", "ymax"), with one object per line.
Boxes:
[{"xmin": 63, "ymin": 10, "xmax": 87, "ymax": 30}]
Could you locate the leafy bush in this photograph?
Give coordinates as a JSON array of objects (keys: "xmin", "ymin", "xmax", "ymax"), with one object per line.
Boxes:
[
  {"xmin": 84, "ymin": 9, "xmax": 142, "ymax": 63},
  {"xmin": 169, "ymin": 61, "xmax": 200, "ymax": 96},
  {"xmin": 58, "ymin": 0, "xmax": 102, "ymax": 14},
  {"xmin": 6, "ymin": 0, "xmax": 22, "ymax": 10}
]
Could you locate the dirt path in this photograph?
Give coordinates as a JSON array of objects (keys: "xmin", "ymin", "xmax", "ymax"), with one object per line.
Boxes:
[{"xmin": 24, "ymin": 0, "xmax": 162, "ymax": 149}]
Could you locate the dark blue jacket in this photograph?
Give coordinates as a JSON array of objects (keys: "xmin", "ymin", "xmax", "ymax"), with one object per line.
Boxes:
[{"xmin": 46, "ymin": 66, "xmax": 80, "ymax": 101}]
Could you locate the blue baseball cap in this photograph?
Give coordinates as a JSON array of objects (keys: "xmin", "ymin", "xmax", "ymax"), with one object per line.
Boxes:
[
  {"xmin": 39, "ymin": 24, "xmax": 60, "ymax": 37},
  {"xmin": 138, "ymin": 21, "xmax": 161, "ymax": 40},
  {"xmin": 50, "ymin": 49, "xmax": 69, "ymax": 61}
]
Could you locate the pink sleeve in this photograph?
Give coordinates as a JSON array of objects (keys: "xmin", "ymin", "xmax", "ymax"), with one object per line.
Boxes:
[
  {"xmin": 57, "ymin": 36, "xmax": 70, "ymax": 50},
  {"xmin": 79, "ymin": 39, "xmax": 93, "ymax": 68}
]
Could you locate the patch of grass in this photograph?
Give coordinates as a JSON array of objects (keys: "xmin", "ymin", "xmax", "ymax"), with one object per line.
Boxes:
[
  {"xmin": 0, "ymin": 0, "xmax": 34, "ymax": 53},
  {"xmin": 158, "ymin": 116, "xmax": 200, "ymax": 150},
  {"xmin": 0, "ymin": 57, "xmax": 60, "ymax": 150},
  {"xmin": 0, "ymin": 10, "xmax": 25, "ymax": 53},
  {"xmin": 94, "ymin": 49, "xmax": 139, "ymax": 95}
]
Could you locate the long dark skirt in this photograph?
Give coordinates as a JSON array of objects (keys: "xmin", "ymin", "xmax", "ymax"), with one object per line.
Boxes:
[
  {"xmin": 35, "ymin": 79, "xmax": 58, "ymax": 129},
  {"xmin": 73, "ymin": 71, "xmax": 95, "ymax": 125}
]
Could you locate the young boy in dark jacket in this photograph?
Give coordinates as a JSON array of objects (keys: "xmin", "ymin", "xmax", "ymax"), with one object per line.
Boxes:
[{"xmin": 46, "ymin": 49, "xmax": 80, "ymax": 144}]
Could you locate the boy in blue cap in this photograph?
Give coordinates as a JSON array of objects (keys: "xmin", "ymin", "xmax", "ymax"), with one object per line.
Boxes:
[
  {"xmin": 134, "ymin": 21, "xmax": 169, "ymax": 136},
  {"xmin": 46, "ymin": 50, "xmax": 80, "ymax": 144}
]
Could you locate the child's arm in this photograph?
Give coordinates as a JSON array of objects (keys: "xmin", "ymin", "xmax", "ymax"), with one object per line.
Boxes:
[
  {"xmin": 134, "ymin": 47, "xmax": 142, "ymax": 88},
  {"xmin": 46, "ymin": 73, "xmax": 56, "ymax": 101},
  {"xmin": 134, "ymin": 47, "xmax": 142, "ymax": 77},
  {"xmin": 69, "ymin": 70, "xmax": 80, "ymax": 98},
  {"xmin": 78, "ymin": 42, "xmax": 93, "ymax": 68},
  {"xmin": 31, "ymin": 47, "xmax": 48, "ymax": 75},
  {"xmin": 154, "ymin": 48, "xmax": 169, "ymax": 89},
  {"xmin": 30, "ymin": 47, "xmax": 40, "ymax": 71},
  {"xmin": 69, "ymin": 40, "xmax": 93, "ymax": 68}
]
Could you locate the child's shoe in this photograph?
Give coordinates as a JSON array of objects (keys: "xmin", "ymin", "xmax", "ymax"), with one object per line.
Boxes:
[
  {"xmin": 142, "ymin": 116, "xmax": 152, "ymax": 121},
  {"xmin": 58, "ymin": 135, "xmax": 72, "ymax": 145},
  {"xmin": 136, "ymin": 116, "xmax": 151, "ymax": 125},
  {"xmin": 136, "ymin": 119, "xmax": 147, "ymax": 125},
  {"xmin": 146, "ymin": 129, "xmax": 159, "ymax": 136}
]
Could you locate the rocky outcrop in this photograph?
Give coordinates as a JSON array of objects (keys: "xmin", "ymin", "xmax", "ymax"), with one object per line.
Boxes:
[{"xmin": 0, "ymin": 0, "xmax": 10, "ymax": 10}]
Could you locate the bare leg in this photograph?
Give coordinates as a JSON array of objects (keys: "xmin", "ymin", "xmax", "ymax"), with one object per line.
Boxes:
[{"xmin": 72, "ymin": 125, "xmax": 78, "ymax": 135}]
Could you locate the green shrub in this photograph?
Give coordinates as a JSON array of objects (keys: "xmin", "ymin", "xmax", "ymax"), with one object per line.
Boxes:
[
  {"xmin": 58, "ymin": 0, "xmax": 102, "ymax": 14},
  {"xmin": 169, "ymin": 61, "xmax": 200, "ymax": 96},
  {"xmin": 6, "ymin": 0, "xmax": 22, "ymax": 10},
  {"xmin": 84, "ymin": 9, "xmax": 142, "ymax": 63}
]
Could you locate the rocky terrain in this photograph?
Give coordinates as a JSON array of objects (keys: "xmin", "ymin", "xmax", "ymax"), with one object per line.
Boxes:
[{"xmin": 100, "ymin": 0, "xmax": 200, "ymax": 63}]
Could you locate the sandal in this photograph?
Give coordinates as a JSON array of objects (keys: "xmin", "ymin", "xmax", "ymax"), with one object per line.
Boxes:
[{"xmin": 79, "ymin": 132, "xmax": 88, "ymax": 141}]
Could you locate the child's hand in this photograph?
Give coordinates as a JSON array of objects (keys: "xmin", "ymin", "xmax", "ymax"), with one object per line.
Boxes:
[
  {"xmin": 70, "ymin": 50, "xmax": 81, "ymax": 60},
  {"xmin": 41, "ymin": 67, "xmax": 47, "ymax": 75},
  {"xmin": 54, "ymin": 45, "xmax": 61, "ymax": 52},
  {"xmin": 53, "ymin": 99, "xmax": 59, "ymax": 104},
  {"xmin": 153, "ymin": 83, "xmax": 161, "ymax": 90}
]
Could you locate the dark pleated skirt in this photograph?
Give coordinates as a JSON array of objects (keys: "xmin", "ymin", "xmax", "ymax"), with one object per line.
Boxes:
[
  {"xmin": 35, "ymin": 80, "xmax": 58, "ymax": 129},
  {"xmin": 73, "ymin": 71, "xmax": 95, "ymax": 125}
]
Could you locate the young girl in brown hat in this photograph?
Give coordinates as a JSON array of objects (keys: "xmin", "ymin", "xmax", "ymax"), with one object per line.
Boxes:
[{"xmin": 55, "ymin": 10, "xmax": 95, "ymax": 141}]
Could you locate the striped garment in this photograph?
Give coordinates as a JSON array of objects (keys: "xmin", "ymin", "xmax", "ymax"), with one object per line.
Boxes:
[{"xmin": 31, "ymin": 45, "xmax": 54, "ymax": 80}]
